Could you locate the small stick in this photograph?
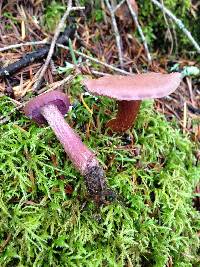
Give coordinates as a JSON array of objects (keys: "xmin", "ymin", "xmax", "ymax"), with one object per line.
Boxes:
[
  {"xmin": 113, "ymin": 0, "xmax": 126, "ymax": 13},
  {"xmin": 183, "ymin": 102, "xmax": 187, "ymax": 134},
  {"xmin": 0, "ymin": 46, "xmax": 50, "ymax": 79},
  {"xmin": 0, "ymin": 24, "xmax": 76, "ymax": 53},
  {"xmin": 0, "ymin": 37, "xmax": 131, "ymax": 80},
  {"xmin": 32, "ymin": 0, "xmax": 73, "ymax": 91},
  {"xmin": 32, "ymin": 2, "xmax": 84, "ymax": 91},
  {"xmin": 80, "ymin": 93, "xmax": 93, "ymax": 115},
  {"xmin": 0, "ymin": 40, "xmax": 47, "ymax": 52},
  {"xmin": 0, "ymin": 103, "xmax": 24, "ymax": 125},
  {"xmin": 0, "ymin": 233, "xmax": 11, "ymax": 253},
  {"xmin": 57, "ymin": 43, "xmax": 132, "ymax": 75},
  {"xmin": 38, "ymin": 73, "xmax": 76, "ymax": 94},
  {"xmin": 150, "ymin": 0, "xmax": 200, "ymax": 53},
  {"xmin": 126, "ymin": 0, "xmax": 152, "ymax": 64},
  {"xmin": 187, "ymin": 105, "xmax": 200, "ymax": 115},
  {"xmin": 160, "ymin": 0, "xmax": 174, "ymax": 55},
  {"xmin": 105, "ymin": 0, "xmax": 124, "ymax": 68},
  {"xmin": 0, "ymin": 26, "xmax": 76, "ymax": 79},
  {"xmin": 185, "ymin": 77, "xmax": 195, "ymax": 106},
  {"xmin": 90, "ymin": 70, "xmax": 111, "ymax": 76}
]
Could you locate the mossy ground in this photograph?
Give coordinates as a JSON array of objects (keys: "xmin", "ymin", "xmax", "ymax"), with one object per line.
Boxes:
[{"xmin": 0, "ymin": 78, "xmax": 199, "ymax": 266}]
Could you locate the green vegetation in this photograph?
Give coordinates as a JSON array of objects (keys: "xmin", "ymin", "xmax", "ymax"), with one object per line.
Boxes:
[
  {"xmin": 43, "ymin": 1, "xmax": 66, "ymax": 32},
  {"xmin": 43, "ymin": 0, "xmax": 103, "ymax": 27},
  {"xmin": 2, "ymin": 11, "xmax": 19, "ymax": 30},
  {"xmin": 0, "ymin": 79, "xmax": 199, "ymax": 266}
]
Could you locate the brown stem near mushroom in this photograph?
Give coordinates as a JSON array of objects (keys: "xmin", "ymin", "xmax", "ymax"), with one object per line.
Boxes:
[
  {"xmin": 83, "ymin": 72, "xmax": 182, "ymax": 133},
  {"xmin": 24, "ymin": 91, "xmax": 115, "ymax": 204},
  {"xmin": 106, "ymin": 100, "xmax": 141, "ymax": 132}
]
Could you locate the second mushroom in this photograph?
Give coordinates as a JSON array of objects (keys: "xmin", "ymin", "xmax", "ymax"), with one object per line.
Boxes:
[
  {"xmin": 24, "ymin": 91, "xmax": 114, "ymax": 204},
  {"xmin": 83, "ymin": 72, "xmax": 182, "ymax": 132}
]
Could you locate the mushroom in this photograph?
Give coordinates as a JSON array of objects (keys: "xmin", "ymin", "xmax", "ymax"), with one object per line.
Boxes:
[
  {"xmin": 83, "ymin": 72, "xmax": 182, "ymax": 132},
  {"xmin": 24, "ymin": 90, "xmax": 114, "ymax": 204}
]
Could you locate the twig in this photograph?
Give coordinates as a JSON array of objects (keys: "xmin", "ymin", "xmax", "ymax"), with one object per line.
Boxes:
[
  {"xmin": 183, "ymin": 102, "xmax": 187, "ymax": 134},
  {"xmin": 101, "ymin": 0, "xmax": 108, "ymax": 24},
  {"xmin": 0, "ymin": 40, "xmax": 47, "ymax": 52},
  {"xmin": 32, "ymin": 2, "xmax": 84, "ymax": 91},
  {"xmin": 80, "ymin": 93, "xmax": 93, "ymax": 115},
  {"xmin": 185, "ymin": 77, "xmax": 195, "ymax": 106},
  {"xmin": 113, "ymin": 0, "xmax": 126, "ymax": 13},
  {"xmin": 68, "ymin": 38, "xmax": 78, "ymax": 66},
  {"xmin": 0, "ymin": 233, "xmax": 11, "ymax": 253},
  {"xmin": 32, "ymin": 0, "xmax": 73, "ymax": 91},
  {"xmin": 171, "ymin": 22, "xmax": 178, "ymax": 54},
  {"xmin": 0, "ymin": 26, "xmax": 76, "ymax": 79},
  {"xmin": 57, "ymin": 43, "xmax": 132, "ymax": 75},
  {"xmin": 126, "ymin": 0, "xmax": 152, "ymax": 64},
  {"xmin": 105, "ymin": 0, "xmax": 124, "ymax": 68},
  {"xmin": 90, "ymin": 70, "xmax": 111, "ymax": 76},
  {"xmin": 0, "ymin": 46, "xmax": 49, "ymax": 79},
  {"xmin": 150, "ymin": 0, "xmax": 200, "ymax": 53},
  {"xmin": 38, "ymin": 73, "xmax": 75, "ymax": 94},
  {"xmin": 161, "ymin": 0, "xmax": 174, "ymax": 55},
  {"xmin": 1, "ymin": 39, "xmax": 132, "ymax": 76},
  {"xmin": 0, "ymin": 93, "xmax": 21, "ymax": 106}
]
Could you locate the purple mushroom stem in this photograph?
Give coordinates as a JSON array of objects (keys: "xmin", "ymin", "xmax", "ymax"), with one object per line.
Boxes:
[
  {"xmin": 41, "ymin": 103, "xmax": 99, "ymax": 175},
  {"xmin": 24, "ymin": 91, "xmax": 115, "ymax": 204}
]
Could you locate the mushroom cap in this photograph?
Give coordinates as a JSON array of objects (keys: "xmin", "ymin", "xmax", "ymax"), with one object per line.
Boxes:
[
  {"xmin": 24, "ymin": 91, "xmax": 70, "ymax": 125},
  {"xmin": 83, "ymin": 72, "xmax": 182, "ymax": 101}
]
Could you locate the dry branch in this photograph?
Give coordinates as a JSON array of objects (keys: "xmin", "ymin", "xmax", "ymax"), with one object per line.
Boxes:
[
  {"xmin": 0, "ymin": 26, "xmax": 76, "ymax": 79},
  {"xmin": 126, "ymin": 0, "xmax": 152, "ymax": 64},
  {"xmin": 32, "ymin": 1, "xmax": 84, "ymax": 91},
  {"xmin": 105, "ymin": 0, "xmax": 124, "ymax": 68}
]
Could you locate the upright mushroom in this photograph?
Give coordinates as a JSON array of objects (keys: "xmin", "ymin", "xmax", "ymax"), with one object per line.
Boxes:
[
  {"xmin": 24, "ymin": 90, "xmax": 114, "ymax": 204},
  {"xmin": 83, "ymin": 72, "xmax": 182, "ymax": 132}
]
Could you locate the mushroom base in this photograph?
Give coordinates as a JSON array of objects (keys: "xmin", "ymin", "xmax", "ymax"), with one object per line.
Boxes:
[{"xmin": 84, "ymin": 165, "xmax": 115, "ymax": 205}]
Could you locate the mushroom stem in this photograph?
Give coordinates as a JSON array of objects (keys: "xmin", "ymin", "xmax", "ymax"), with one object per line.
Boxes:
[
  {"xmin": 41, "ymin": 104, "xmax": 99, "ymax": 175},
  {"xmin": 106, "ymin": 100, "xmax": 141, "ymax": 132},
  {"xmin": 41, "ymin": 104, "xmax": 112, "ymax": 200}
]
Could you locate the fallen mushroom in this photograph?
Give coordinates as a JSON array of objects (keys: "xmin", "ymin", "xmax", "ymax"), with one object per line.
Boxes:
[
  {"xmin": 24, "ymin": 90, "xmax": 114, "ymax": 204},
  {"xmin": 83, "ymin": 72, "xmax": 182, "ymax": 132}
]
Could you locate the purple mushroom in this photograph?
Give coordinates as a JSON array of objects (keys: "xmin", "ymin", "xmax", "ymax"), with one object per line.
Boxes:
[
  {"xmin": 24, "ymin": 90, "xmax": 114, "ymax": 204},
  {"xmin": 83, "ymin": 72, "xmax": 182, "ymax": 132}
]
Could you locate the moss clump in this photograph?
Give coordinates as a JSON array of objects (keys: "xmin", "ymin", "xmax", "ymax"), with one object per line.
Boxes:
[
  {"xmin": 0, "ymin": 92, "xmax": 199, "ymax": 266},
  {"xmin": 43, "ymin": 1, "xmax": 66, "ymax": 32}
]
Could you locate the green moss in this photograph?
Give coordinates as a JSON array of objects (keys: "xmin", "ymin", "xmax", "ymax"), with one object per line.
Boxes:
[
  {"xmin": 0, "ymin": 84, "xmax": 199, "ymax": 266},
  {"xmin": 43, "ymin": 1, "xmax": 66, "ymax": 32}
]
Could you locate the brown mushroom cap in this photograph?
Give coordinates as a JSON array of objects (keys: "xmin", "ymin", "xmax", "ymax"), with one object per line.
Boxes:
[
  {"xmin": 83, "ymin": 72, "xmax": 182, "ymax": 101},
  {"xmin": 24, "ymin": 91, "xmax": 70, "ymax": 125}
]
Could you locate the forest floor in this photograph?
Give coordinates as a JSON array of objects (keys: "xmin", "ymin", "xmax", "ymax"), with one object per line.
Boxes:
[{"xmin": 0, "ymin": 1, "xmax": 199, "ymax": 266}]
